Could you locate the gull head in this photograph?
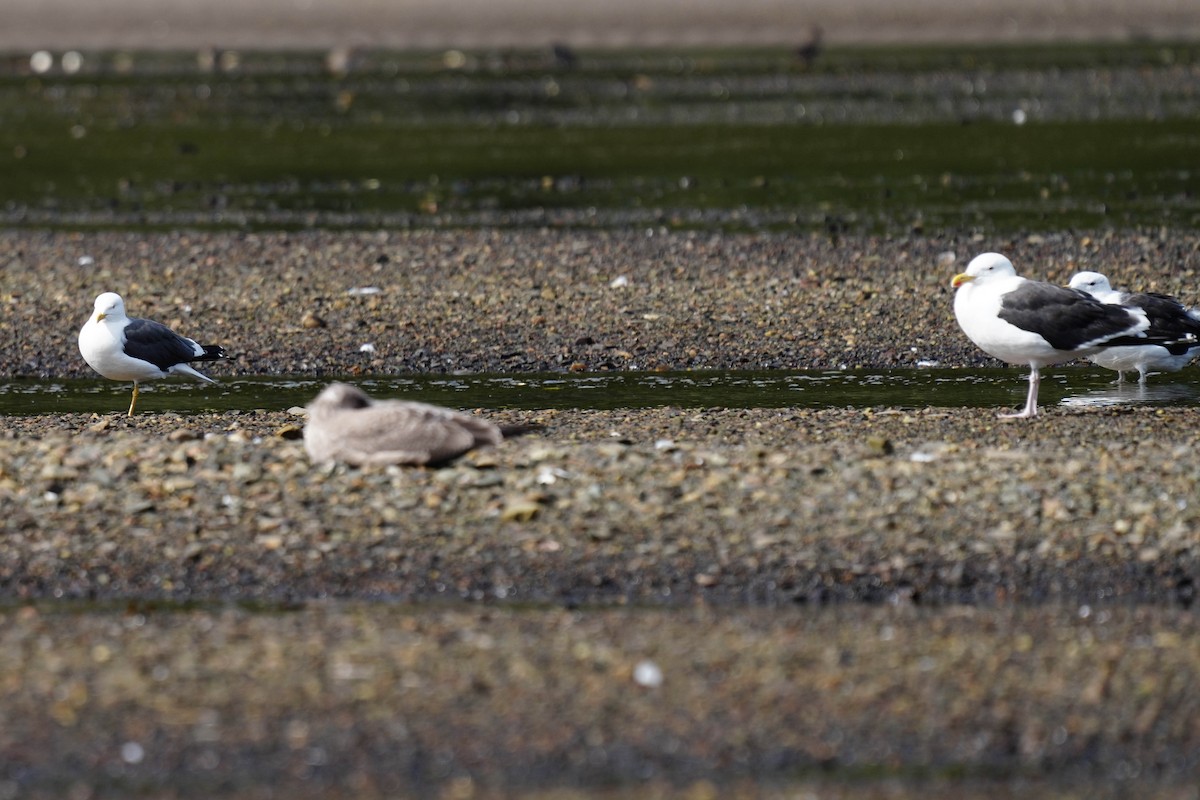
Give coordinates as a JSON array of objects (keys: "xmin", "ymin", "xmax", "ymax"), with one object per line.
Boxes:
[
  {"xmin": 951, "ymin": 252, "xmax": 1016, "ymax": 289},
  {"xmin": 1067, "ymin": 271, "xmax": 1113, "ymax": 296},
  {"xmin": 92, "ymin": 292, "xmax": 126, "ymax": 323},
  {"xmin": 308, "ymin": 382, "xmax": 373, "ymax": 417}
]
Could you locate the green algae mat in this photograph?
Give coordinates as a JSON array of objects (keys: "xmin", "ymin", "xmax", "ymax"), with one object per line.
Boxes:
[{"xmin": 1, "ymin": 42, "xmax": 1198, "ymax": 232}]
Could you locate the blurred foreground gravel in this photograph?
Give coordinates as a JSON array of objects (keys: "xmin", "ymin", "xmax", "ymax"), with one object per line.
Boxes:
[
  {"xmin": 3, "ymin": 405, "xmax": 1200, "ymax": 606},
  {"xmin": 3, "ymin": 228, "xmax": 1200, "ymax": 796}
]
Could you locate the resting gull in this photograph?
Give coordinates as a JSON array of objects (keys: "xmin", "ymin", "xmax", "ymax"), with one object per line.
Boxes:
[
  {"xmin": 304, "ymin": 382, "xmax": 536, "ymax": 466},
  {"xmin": 1067, "ymin": 270, "xmax": 1200, "ymax": 383},
  {"xmin": 78, "ymin": 292, "xmax": 226, "ymax": 416},
  {"xmin": 951, "ymin": 252, "xmax": 1162, "ymax": 418}
]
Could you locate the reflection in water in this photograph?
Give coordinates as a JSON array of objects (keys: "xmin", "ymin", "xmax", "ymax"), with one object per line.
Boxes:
[
  {"xmin": 1, "ymin": 367, "xmax": 1199, "ymax": 416},
  {"xmin": 1059, "ymin": 380, "xmax": 1200, "ymax": 409}
]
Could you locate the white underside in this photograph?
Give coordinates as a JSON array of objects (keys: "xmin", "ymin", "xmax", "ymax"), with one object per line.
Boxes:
[{"xmin": 1089, "ymin": 345, "xmax": 1197, "ymax": 377}]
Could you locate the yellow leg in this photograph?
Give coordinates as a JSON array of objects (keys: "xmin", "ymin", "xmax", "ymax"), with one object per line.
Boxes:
[{"xmin": 127, "ymin": 382, "xmax": 139, "ymax": 416}]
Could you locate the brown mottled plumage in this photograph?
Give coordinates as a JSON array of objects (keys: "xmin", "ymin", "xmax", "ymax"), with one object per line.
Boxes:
[{"xmin": 304, "ymin": 383, "xmax": 513, "ymax": 466}]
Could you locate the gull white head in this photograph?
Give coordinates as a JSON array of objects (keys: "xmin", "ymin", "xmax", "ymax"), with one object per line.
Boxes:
[
  {"xmin": 91, "ymin": 292, "xmax": 127, "ymax": 323},
  {"xmin": 1067, "ymin": 271, "xmax": 1114, "ymax": 296},
  {"xmin": 951, "ymin": 252, "xmax": 1016, "ymax": 289}
]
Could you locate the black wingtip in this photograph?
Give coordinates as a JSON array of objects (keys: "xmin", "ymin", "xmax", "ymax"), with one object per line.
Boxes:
[
  {"xmin": 199, "ymin": 344, "xmax": 227, "ymax": 360},
  {"xmin": 1106, "ymin": 332, "xmax": 1200, "ymax": 355},
  {"xmin": 1164, "ymin": 335, "xmax": 1200, "ymax": 356}
]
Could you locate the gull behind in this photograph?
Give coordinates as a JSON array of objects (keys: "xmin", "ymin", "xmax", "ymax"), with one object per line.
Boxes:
[{"xmin": 1067, "ymin": 271, "xmax": 1200, "ymax": 383}]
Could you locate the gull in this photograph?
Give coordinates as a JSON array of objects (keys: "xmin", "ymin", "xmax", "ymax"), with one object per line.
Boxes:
[
  {"xmin": 951, "ymin": 252, "xmax": 1162, "ymax": 418},
  {"xmin": 304, "ymin": 382, "xmax": 537, "ymax": 466},
  {"xmin": 78, "ymin": 292, "xmax": 226, "ymax": 415},
  {"xmin": 1067, "ymin": 270, "xmax": 1200, "ymax": 383}
]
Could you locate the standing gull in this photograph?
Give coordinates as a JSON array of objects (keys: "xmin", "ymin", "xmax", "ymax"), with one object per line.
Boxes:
[
  {"xmin": 305, "ymin": 382, "xmax": 536, "ymax": 466},
  {"xmin": 1067, "ymin": 270, "xmax": 1200, "ymax": 383},
  {"xmin": 78, "ymin": 292, "xmax": 226, "ymax": 416},
  {"xmin": 951, "ymin": 252, "xmax": 1159, "ymax": 418}
]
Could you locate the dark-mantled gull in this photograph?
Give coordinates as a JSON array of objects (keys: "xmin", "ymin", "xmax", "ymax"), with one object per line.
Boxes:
[
  {"xmin": 304, "ymin": 382, "xmax": 536, "ymax": 466},
  {"xmin": 78, "ymin": 291, "xmax": 226, "ymax": 416},
  {"xmin": 951, "ymin": 252, "xmax": 1165, "ymax": 418},
  {"xmin": 1067, "ymin": 270, "xmax": 1200, "ymax": 384}
]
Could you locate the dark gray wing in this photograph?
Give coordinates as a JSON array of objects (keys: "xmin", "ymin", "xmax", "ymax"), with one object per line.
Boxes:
[
  {"xmin": 121, "ymin": 318, "xmax": 202, "ymax": 370},
  {"xmin": 1122, "ymin": 292, "xmax": 1200, "ymax": 355},
  {"xmin": 997, "ymin": 283, "xmax": 1147, "ymax": 351}
]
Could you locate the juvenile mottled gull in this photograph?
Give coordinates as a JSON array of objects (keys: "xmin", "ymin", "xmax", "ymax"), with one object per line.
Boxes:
[
  {"xmin": 951, "ymin": 252, "xmax": 1163, "ymax": 418},
  {"xmin": 1067, "ymin": 270, "xmax": 1200, "ymax": 384},
  {"xmin": 78, "ymin": 292, "xmax": 226, "ymax": 416},
  {"xmin": 304, "ymin": 382, "xmax": 533, "ymax": 466}
]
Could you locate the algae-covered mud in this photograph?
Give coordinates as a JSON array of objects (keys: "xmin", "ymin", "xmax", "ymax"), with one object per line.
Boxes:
[{"xmin": 2, "ymin": 42, "xmax": 1198, "ymax": 232}]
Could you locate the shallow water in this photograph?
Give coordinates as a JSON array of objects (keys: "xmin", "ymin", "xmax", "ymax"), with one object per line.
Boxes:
[{"xmin": 2, "ymin": 367, "xmax": 1197, "ymax": 416}]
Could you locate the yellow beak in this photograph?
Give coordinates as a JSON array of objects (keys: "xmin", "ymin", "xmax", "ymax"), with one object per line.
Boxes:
[
  {"xmin": 951, "ymin": 273, "xmax": 974, "ymax": 288},
  {"xmin": 96, "ymin": 312, "xmax": 107, "ymax": 322}
]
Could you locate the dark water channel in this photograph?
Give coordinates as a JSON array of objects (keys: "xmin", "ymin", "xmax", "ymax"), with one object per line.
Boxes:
[{"xmin": 2, "ymin": 367, "xmax": 1197, "ymax": 416}]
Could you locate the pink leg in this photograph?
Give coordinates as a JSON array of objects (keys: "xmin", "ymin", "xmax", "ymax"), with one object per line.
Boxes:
[{"xmin": 999, "ymin": 367, "xmax": 1039, "ymax": 419}]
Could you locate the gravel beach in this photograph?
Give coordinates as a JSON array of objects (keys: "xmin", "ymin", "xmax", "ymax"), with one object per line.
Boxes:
[
  {"xmin": 3, "ymin": 228, "xmax": 1200, "ymax": 795},
  {"xmin": 6, "ymin": 0, "xmax": 1200, "ymax": 792},
  {"xmin": 5, "ymin": 228, "xmax": 1198, "ymax": 378}
]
